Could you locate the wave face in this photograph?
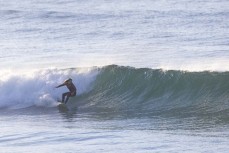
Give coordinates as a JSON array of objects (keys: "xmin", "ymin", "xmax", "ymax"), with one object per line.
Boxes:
[
  {"xmin": 1, "ymin": 65, "xmax": 229, "ymax": 120},
  {"xmin": 80, "ymin": 65, "xmax": 229, "ymax": 119}
]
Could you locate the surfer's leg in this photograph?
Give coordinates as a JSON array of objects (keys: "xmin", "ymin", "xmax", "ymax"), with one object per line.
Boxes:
[
  {"xmin": 64, "ymin": 92, "xmax": 71, "ymax": 104},
  {"xmin": 62, "ymin": 92, "xmax": 68, "ymax": 103},
  {"xmin": 65, "ymin": 96, "xmax": 69, "ymax": 104}
]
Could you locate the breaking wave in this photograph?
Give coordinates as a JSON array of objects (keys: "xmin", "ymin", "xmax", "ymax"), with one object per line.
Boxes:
[
  {"xmin": 0, "ymin": 67, "xmax": 98, "ymax": 109},
  {"xmin": 1, "ymin": 65, "xmax": 229, "ymax": 120}
]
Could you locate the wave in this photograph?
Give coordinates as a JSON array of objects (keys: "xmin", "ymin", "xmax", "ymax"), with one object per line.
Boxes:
[
  {"xmin": 79, "ymin": 65, "xmax": 229, "ymax": 118},
  {"xmin": 1, "ymin": 65, "xmax": 229, "ymax": 119}
]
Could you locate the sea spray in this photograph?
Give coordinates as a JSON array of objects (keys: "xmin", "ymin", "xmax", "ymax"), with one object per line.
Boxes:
[{"xmin": 0, "ymin": 68, "xmax": 98, "ymax": 109}]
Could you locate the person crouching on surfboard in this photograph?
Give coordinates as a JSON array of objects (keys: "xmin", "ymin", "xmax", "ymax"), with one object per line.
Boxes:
[{"xmin": 56, "ymin": 78, "xmax": 77, "ymax": 104}]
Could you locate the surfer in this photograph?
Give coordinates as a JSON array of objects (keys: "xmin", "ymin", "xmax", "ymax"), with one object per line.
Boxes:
[{"xmin": 56, "ymin": 78, "xmax": 77, "ymax": 104}]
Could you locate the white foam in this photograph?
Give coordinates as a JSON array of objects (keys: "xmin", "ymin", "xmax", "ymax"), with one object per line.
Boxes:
[
  {"xmin": 0, "ymin": 68, "xmax": 98, "ymax": 109},
  {"xmin": 156, "ymin": 58, "xmax": 229, "ymax": 72}
]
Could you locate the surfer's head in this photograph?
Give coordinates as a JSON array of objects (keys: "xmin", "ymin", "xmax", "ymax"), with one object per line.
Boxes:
[{"xmin": 64, "ymin": 78, "xmax": 72, "ymax": 84}]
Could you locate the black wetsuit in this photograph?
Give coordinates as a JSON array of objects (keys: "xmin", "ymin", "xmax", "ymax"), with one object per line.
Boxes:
[
  {"xmin": 66, "ymin": 83, "xmax": 76, "ymax": 96},
  {"xmin": 57, "ymin": 82, "xmax": 77, "ymax": 103}
]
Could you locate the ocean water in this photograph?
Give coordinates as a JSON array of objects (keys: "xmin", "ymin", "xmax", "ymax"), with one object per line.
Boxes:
[{"xmin": 0, "ymin": 0, "xmax": 229, "ymax": 152}]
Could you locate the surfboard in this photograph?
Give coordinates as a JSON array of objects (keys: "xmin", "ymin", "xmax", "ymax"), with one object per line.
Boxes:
[{"xmin": 57, "ymin": 103, "xmax": 69, "ymax": 111}]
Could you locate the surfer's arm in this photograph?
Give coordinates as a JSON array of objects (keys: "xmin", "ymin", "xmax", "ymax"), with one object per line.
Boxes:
[{"xmin": 55, "ymin": 83, "xmax": 65, "ymax": 88}]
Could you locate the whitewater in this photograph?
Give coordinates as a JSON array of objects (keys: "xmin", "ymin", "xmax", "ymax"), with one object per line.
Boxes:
[{"xmin": 0, "ymin": 0, "xmax": 229, "ymax": 152}]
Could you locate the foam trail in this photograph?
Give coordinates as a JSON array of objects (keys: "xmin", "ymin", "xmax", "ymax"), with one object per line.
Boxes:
[{"xmin": 0, "ymin": 68, "xmax": 98, "ymax": 109}]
